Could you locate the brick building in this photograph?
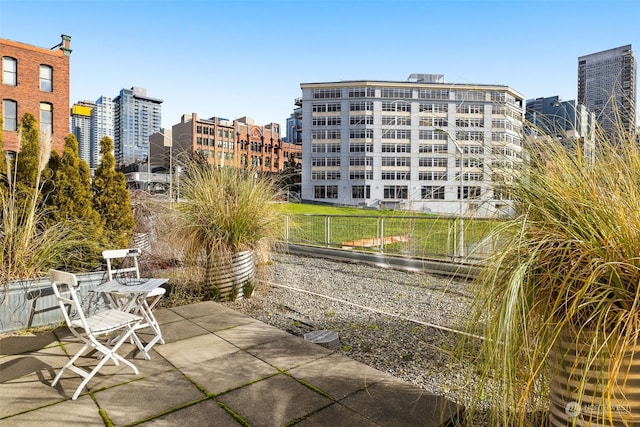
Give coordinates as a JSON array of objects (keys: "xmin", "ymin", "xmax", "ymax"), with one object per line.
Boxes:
[
  {"xmin": 171, "ymin": 113, "xmax": 301, "ymax": 173},
  {"xmin": 1, "ymin": 35, "xmax": 72, "ymax": 153}
]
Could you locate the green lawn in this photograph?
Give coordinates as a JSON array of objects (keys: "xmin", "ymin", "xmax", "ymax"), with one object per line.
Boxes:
[{"xmin": 276, "ymin": 202, "xmax": 499, "ymax": 259}]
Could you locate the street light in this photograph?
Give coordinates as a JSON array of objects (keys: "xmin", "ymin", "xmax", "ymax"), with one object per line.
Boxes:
[{"xmin": 436, "ymin": 128, "xmax": 465, "ymax": 258}]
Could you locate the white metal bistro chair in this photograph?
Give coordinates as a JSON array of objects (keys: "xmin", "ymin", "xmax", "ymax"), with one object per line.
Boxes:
[
  {"xmin": 102, "ymin": 248, "xmax": 166, "ymax": 356},
  {"xmin": 49, "ymin": 269, "xmax": 143, "ymax": 400}
]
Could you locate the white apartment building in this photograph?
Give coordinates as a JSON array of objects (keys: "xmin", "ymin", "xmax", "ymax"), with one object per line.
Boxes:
[{"xmin": 300, "ymin": 74, "xmax": 525, "ymax": 218}]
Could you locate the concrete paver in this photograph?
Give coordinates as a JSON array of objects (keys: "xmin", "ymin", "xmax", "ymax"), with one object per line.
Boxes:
[{"xmin": 0, "ymin": 300, "xmax": 464, "ymax": 426}]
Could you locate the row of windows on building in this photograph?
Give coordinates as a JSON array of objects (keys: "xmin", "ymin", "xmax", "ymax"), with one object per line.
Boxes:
[
  {"xmin": 311, "ymin": 88, "xmax": 516, "ymax": 104},
  {"xmin": 313, "ymin": 184, "xmax": 507, "ymax": 200},
  {"xmin": 311, "ymin": 156, "xmax": 491, "ymax": 168},
  {"xmin": 312, "ymin": 116, "xmax": 520, "ymax": 130},
  {"xmin": 311, "ymin": 101, "xmax": 520, "ymax": 114},
  {"xmin": 310, "ymin": 142, "xmax": 523, "ymax": 157},
  {"xmin": 310, "ymin": 129, "xmax": 521, "ymax": 142},
  {"xmin": 310, "ymin": 170, "xmax": 486, "ymax": 181},
  {"xmin": 2, "ymin": 99, "xmax": 52, "ymax": 133},
  {"xmin": 2, "ymin": 57, "xmax": 53, "ymax": 91}
]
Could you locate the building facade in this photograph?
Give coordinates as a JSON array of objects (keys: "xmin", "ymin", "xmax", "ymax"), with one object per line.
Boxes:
[
  {"xmin": 113, "ymin": 87, "xmax": 162, "ymax": 168},
  {"xmin": 525, "ymin": 95, "xmax": 596, "ymax": 160},
  {"xmin": 91, "ymin": 96, "xmax": 115, "ymax": 169},
  {"xmin": 578, "ymin": 45, "xmax": 637, "ymax": 137},
  {"xmin": 299, "ymin": 74, "xmax": 525, "ymax": 218},
  {"xmin": 70, "ymin": 100, "xmax": 94, "ymax": 166},
  {"xmin": 171, "ymin": 113, "xmax": 300, "ymax": 174},
  {"xmin": 1, "ymin": 35, "xmax": 72, "ymax": 153}
]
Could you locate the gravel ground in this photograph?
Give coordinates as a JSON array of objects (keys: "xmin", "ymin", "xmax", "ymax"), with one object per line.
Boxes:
[{"xmin": 222, "ymin": 252, "xmax": 487, "ymax": 421}]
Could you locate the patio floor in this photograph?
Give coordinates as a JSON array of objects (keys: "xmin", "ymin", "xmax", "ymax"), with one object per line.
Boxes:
[{"xmin": 0, "ymin": 301, "xmax": 463, "ymax": 426}]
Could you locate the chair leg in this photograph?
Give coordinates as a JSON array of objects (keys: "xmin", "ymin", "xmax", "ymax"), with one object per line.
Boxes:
[{"xmin": 53, "ymin": 328, "xmax": 140, "ymax": 400}]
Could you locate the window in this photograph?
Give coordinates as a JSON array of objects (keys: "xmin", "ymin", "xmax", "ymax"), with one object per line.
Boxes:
[
  {"xmin": 419, "ymin": 144, "xmax": 448, "ymax": 153},
  {"xmin": 418, "ymin": 130, "xmax": 448, "ymax": 141},
  {"xmin": 312, "ymin": 129, "xmax": 341, "ymax": 140},
  {"xmin": 383, "ymin": 185, "xmax": 408, "ymax": 199},
  {"xmin": 312, "ymin": 143, "xmax": 340, "ymax": 153},
  {"xmin": 350, "ymin": 129, "xmax": 373, "ymax": 139},
  {"xmin": 419, "ymin": 171, "xmax": 447, "ymax": 181},
  {"xmin": 456, "ymin": 118, "xmax": 484, "ymax": 128},
  {"xmin": 313, "ymin": 117, "xmax": 341, "ymax": 126},
  {"xmin": 380, "ymin": 88, "xmax": 412, "ymax": 99},
  {"xmin": 382, "ymin": 171, "xmax": 410, "ymax": 180},
  {"xmin": 312, "ymin": 103, "xmax": 341, "ymax": 112},
  {"xmin": 459, "ymin": 186, "xmax": 481, "ymax": 199},
  {"xmin": 456, "ymin": 90, "xmax": 485, "ymax": 101},
  {"xmin": 457, "ymin": 104, "xmax": 483, "ymax": 114},
  {"xmin": 2, "ymin": 100, "xmax": 17, "ymax": 131},
  {"xmin": 350, "ymin": 115, "xmax": 373, "ymax": 125},
  {"xmin": 381, "ymin": 157, "xmax": 410, "ymax": 167},
  {"xmin": 381, "ymin": 129, "xmax": 410, "ymax": 139},
  {"xmin": 350, "ymin": 101, "xmax": 373, "ymax": 111},
  {"xmin": 419, "ymin": 157, "xmax": 447, "ymax": 167},
  {"xmin": 418, "ymin": 89, "xmax": 449, "ymax": 100},
  {"xmin": 382, "ymin": 116, "xmax": 411, "ymax": 126},
  {"xmin": 40, "ymin": 103, "xmax": 53, "ymax": 134},
  {"xmin": 422, "ymin": 186, "xmax": 445, "ymax": 199},
  {"xmin": 313, "ymin": 88, "xmax": 342, "ymax": 99},
  {"xmin": 381, "ymin": 143, "xmax": 410, "ymax": 153},
  {"xmin": 418, "ymin": 117, "xmax": 448, "ymax": 127},
  {"xmin": 348, "ymin": 87, "xmax": 375, "ymax": 98},
  {"xmin": 2, "ymin": 57, "xmax": 17, "ymax": 86},
  {"xmin": 40, "ymin": 65, "xmax": 53, "ymax": 92},
  {"xmin": 314, "ymin": 185, "xmax": 338, "ymax": 199},
  {"xmin": 349, "ymin": 143, "xmax": 373, "ymax": 153},
  {"xmin": 419, "ymin": 102, "xmax": 448, "ymax": 113},
  {"xmin": 352, "ymin": 185, "xmax": 370, "ymax": 199},
  {"xmin": 349, "ymin": 170, "xmax": 373, "ymax": 180},
  {"xmin": 382, "ymin": 101, "xmax": 411, "ymax": 112},
  {"xmin": 350, "ymin": 157, "xmax": 372, "ymax": 166}
]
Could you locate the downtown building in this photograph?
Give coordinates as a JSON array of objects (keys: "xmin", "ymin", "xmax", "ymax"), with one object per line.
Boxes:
[
  {"xmin": 299, "ymin": 74, "xmax": 525, "ymax": 218},
  {"xmin": 113, "ymin": 87, "xmax": 162, "ymax": 168},
  {"xmin": 70, "ymin": 100, "xmax": 95, "ymax": 167},
  {"xmin": 1, "ymin": 35, "xmax": 72, "ymax": 154},
  {"xmin": 171, "ymin": 113, "xmax": 300, "ymax": 174},
  {"xmin": 525, "ymin": 95, "xmax": 596, "ymax": 161},
  {"xmin": 578, "ymin": 44, "xmax": 636, "ymax": 137}
]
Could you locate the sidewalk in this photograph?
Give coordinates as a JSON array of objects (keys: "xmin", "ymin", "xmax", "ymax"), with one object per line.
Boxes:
[{"xmin": 0, "ymin": 301, "xmax": 463, "ymax": 426}]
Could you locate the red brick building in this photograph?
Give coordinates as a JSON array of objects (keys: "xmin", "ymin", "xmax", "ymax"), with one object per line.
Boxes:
[
  {"xmin": 1, "ymin": 35, "xmax": 72, "ymax": 153},
  {"xmin": 171, "ymin": 113, "xmax": 301, "ymax": 173}
]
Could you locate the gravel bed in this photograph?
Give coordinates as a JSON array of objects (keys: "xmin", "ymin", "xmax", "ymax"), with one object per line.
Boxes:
[{"xmin": 222, "ymin": 252, "xmax": 488, "ymax": 422}]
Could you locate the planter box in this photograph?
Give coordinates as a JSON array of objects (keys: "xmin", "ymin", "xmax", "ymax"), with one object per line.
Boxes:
[{"xmin": 0, "ymin": 271, "xmax": 106, "ymax": 334}]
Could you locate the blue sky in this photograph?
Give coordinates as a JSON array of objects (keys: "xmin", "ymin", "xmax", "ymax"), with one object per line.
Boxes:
[{"xmin": 1, "ymin": 0, "xmax": 639, "ymax": 135}]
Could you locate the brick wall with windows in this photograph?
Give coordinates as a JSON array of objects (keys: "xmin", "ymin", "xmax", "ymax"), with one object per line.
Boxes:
[{"xmin": 1, "ymin": 35, "xmax": 71, "ymax": 153}]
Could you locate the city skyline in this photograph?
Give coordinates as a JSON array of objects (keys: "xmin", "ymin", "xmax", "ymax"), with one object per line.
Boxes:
[{"xmin": 1, "ymin": 0, "xmax": 639, "ymax": 134}]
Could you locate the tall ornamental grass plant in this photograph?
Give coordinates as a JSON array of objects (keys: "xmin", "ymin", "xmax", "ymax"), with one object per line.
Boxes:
[
  {"xmin": 460, "ymin": 122, "xmax": 640, "ymax": 425},
  {"xmin": 1, "ymin": 129, "xmax": 87, "ymax": 301},
  {"xmin": 173, "ymin": 163, "xmax": 283, "ymax": 297}
]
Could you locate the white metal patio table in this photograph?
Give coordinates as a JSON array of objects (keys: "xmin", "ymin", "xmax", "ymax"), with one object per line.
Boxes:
[{"xmin": 93, "ymin": 277, "xmax": 168, "ymax": 360}]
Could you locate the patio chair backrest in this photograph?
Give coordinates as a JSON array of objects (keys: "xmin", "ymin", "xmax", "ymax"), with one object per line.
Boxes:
[
  {"xmin": 49, "ymin": 269, "xmax": 90, "ymax": 336},
  {"xmin": 103, "ymin": 248, "xmax": 142, "ymax": 281}
]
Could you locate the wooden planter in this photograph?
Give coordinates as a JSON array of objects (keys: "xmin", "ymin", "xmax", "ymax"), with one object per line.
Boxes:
[
  {"xmin": 206, "ymin": 250, "xmax": 255, "ymax": 301},
  {"xmin": 548, "ymin": 333, "xmax": 640, "ymax": 426}
]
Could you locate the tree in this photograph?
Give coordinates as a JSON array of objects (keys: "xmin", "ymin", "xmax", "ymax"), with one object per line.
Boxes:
[
  {"xmin": 43, "ymin": 134, "xmax": 103, "ymax": 263},
  {"xmin": 92, "ymin": 136, "xmax": 135, "ymax": 249},
  {"xmin": 14, "ymin": 113, "xmax": 41, "ymax": 192}
]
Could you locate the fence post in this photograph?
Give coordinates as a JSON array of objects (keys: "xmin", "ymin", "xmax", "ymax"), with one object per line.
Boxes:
[
  {"xmin": 284, "ymin": 215, "xmax": 289, "ymax": 242},
  {"xmin": 326, "ymin": 215, "xmax": 331, "ymax": 247},
  {"xmin": 379, "ymin": 217, "xmax": 384, "ymax": 253}
]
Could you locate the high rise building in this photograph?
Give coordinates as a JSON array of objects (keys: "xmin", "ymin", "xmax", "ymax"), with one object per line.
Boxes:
[
  {"xmin": 91, "ymin": 96, "xmax": 115, "ymax": 168},
  {"xmin": 1, "ymin": 35, "xmax": 72, "ymax": 153},
  {"xmin": 70, "ymin": 100, "xmax": 94, "ymax": 166},
  {"xmin": 525, "ymin": 95, "xmax": 596, "ymax": 160},
  {"xmin": 113, "ymin": 87, "xmax": 162, "ymax": 168},
  {"xmin": 578, "ymin": 44, "xmax": 636, "ymax": 137},
  {"xmin": 299, "ymin": 74, "xmax": 525, "ymax": 218}
]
